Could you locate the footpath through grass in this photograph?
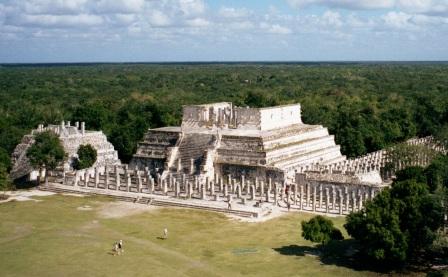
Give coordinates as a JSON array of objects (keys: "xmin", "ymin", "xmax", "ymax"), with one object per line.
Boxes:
[{"xmin": 0, "ymin": 194, "xmax": 402, "ymax": 277}]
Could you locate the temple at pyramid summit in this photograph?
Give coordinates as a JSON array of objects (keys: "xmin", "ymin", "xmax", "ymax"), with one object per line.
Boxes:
[
  {"xmin": 130, "ymin": 102, "xmax": 346, "ymax": 182},
  {"xmin": 11, "ymin": 102, "xmax": 443, "ymax": 217}
]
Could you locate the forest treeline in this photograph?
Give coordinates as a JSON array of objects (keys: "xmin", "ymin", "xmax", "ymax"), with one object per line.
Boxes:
[{"xmin": 1, "ymin": 63, "xmax": 447, "ymax": 176}]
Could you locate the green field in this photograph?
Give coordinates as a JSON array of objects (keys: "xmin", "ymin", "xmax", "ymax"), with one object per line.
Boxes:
[{"xmin": 0, "ymin": 194, "xmax": 409, "ymax": 277}]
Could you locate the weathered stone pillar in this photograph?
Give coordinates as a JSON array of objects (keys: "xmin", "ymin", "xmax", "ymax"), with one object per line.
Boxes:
[
  {"xmin": 74, "ymin": 171, "xmax": 79, "ymax": 187},
  {"xmin": 84, "ymin": 170, "xmax": 90, "ymax": 187},
  {"xmin": 293, "ymin": 184, "xmax": 298, "ymax": 205},
  {"xmin": 306, "ymin": 183, "xmax": 310, "ymax": 208},
  {"xmin": 177, "ymin": 158, "xmax": 182, "ymax": 172},
  {"xmin": 103, "ymin": 166, "xmax": 109, "ymax": 189},
  {"xmin": 345, "ymin": 187, "xmax": 349, "ymax": 211},
  {"xmin": 126, "ymin": 172, "xmax": 131, "ymax": 192},
  {"xmin": 300, "ymin": 185, "xmax": 304, "ymax": 210},
  {"xmin": 318, "ymin": 184, "xmax": 323, "ymax": 208},
  {"xmin": 265, "ymin": 185, "xmax": 271, "ymax": 202},
  {"xmin": 331, "ymin": 186, "xmax": 336, "ymax": 210},
  {"xmin": 163, "ymin": 180, "xmax": 168, "ymax": 195},
  {"xmin": 236, "ymin": 184, "xmax": 241, "ymax": 199},
  {"xmin": 250, "ymin": 185, "xmax": 255, "ymax": 200},
  {"xmin": 136, "ymin": 171, "xmax": 142, "ymax": 192},
  {"xmin": 201, "ymin": 184, "xmax": 206, "ymax": 199},
  {"xmin": 359, "ymin": 190, "xmax": 363, "ymax": 210},
  {"xmin": 224, "ymin": 183, "xmax": 228, "ymax": 197},
  {"xmin": 210, "ymin": 181, "xmax": 215, "ymax": 196},
  {"xmin": 115, "ymin": 166, "xmax": 120, "ymax": 190},
  {"xmin": 274, "ymin": 184, "xmax": 278, "ymax": 205},
  {"xmin": 260, "ymin": 180, "xmax": 264, "ymax": 197},
  {"xmin": 187, "ymin": 182, "xmax": 193, "ymax": 198},
  {"xmin": 190, "ymin": 158, "xmax": 195, "ymax": 174},
  {"xmin": 149, "ymin": 176, "xmax": 154, "ymax": 193},
  {"xmin": 175, "ymin": 180, "xmax": 180, "ymax": 197},
  {"xmin": 241, "ymin": 175, "xmax": 245, "ymax": 194},
  {"xmin": 325, "ymin": 188, "xmax": 330, "ymax": 213},
  {"xmin": 339, "ymin": 189, "xmax": 343, "ymax": 215},
  {"xmin": 351, "ymin": 190, "xmax": 356, "ymax": 212},
  {"xmin": 312, "ymin": 185, "xmax": 317, "ymax": 212},
  {"xmin": 219, "ymin": 178, "xmax": 223, "ymax": 192},
  {"xmin": 94, "ymin": 167, "xmax": 100, "ymax": 188}
]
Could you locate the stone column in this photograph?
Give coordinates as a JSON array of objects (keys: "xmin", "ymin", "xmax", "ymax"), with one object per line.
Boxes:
[
  {"xmin": 265, "ymin": 184, "xmax": 271, "ymax": 203},
  {"xmin": 274, "ymin": 184, "xmax": 278, "ymax": 205},
  {"xmin": 94, "ymin": 167, "xmax": 100, "ymax": 188},
  {"xmin": 345, "ymin": 187, "xmax": 349, "ymax": 212},
  {"xmin": 318, "ymin": 184, "xmax": 323, "ymax": 208},
  {"xmin": 149, "ymin": 176, "xmax": 154, "ymax": 193},
  {"xmin": 359, "ymin": 190, "xmax": 363, "ymax": 210},
  {"xmin": 115, "ymin": 166, "xmax": 120, "ymax": 190},
  {"xmin": 84, "ymin": 170, "xmax": 90, "ymax": 187},
  {"xmin": 250, "ymin": 185, "xmax": 255, "ymax": 200},
  {"xmin": 219, "ymin": 178, "xmax": 223, "ymax": 192},
  {"xmin": 104, "ymin": 166, "xmax": 109, "ymax": 190},
  {"xmin": 236, "ymin": 184, "xmax": 241, "ymax": 199},
  {"xmin": 190, "ymin": 158, "xmax": 195, "ymax": 174},
  {"xmin": 306, "ymin": 183, "xmax": 310, "ymax": 208},
  {"xmin": 351, "ymin": 190, "xmax": 356, "ymax": 212},
  {"xmin": 260, "ymin": 180, "xmax": 264, "ymax": 197},
  {"xmin": 175, "ymin": 180, "xmax": 180, "ymax": 197},
  {"xmin": 300, "ymin": 185, "xmax": 304, "ymax": 210},
  {"xmin": 177, "ymin": 159, "xmax": 182, "ymax": 172},
  {"xmin": 126, "ymin": 171, "xmax": 131, "ymax": 192},
  {"xmin": 187, "ymin": 182, "xmax": 193, "ymax": 198},
  {"xmin": 293, "ymin": 184, "xmax": 298, "ymax": 205},
  {"xmin": 312, "ymin": 185, "xmax": 317, "ymax": 212},
  {"xmin": 325, "ymin": 188, "xmax": 330, "ymax": 213},
  {"xmin": 163, "ymin": 180, "xmax": 168, "ymax": 195},
  {"xmin": 210, "ymin": 181, "xmax": 215, "ymax": 196},
  {"xmin": 136, "ymin": 171, "xmax": 142, "ymax": 192},
  {"xmin": 331, "ymin": 186, "xmax": 336, "ymax": 211},
  {"xmin": 241, "ymin": 175, "xmax": 245, "ymax": 194},
  {"xmin": 201, "ymin": 184, "xmax": 206, "ymax": 199},
  {"xmin": 338, "ymin": 189, "xmax": 343, "ymax": 215},
  {"xmin": 224, "ymin": 183, "xmax": 229, "ymax": 197}
]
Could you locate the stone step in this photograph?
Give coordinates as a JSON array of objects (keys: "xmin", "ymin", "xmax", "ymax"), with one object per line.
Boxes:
[{"xmin": 39, "ymin": 185, "xmax": 257, "ymax": 218}]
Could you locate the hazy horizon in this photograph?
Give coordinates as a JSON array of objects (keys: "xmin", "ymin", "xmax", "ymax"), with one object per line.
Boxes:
[{"xmin": 1, "ymin": 0, "xmax": 447, "ymax": 63}]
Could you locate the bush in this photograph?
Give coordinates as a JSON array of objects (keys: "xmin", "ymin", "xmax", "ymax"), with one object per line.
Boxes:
[
  {"xmin": 301, "ymin": 215, "xmax": 343, "ymax": 245},
  {"xmin": 74, "ymin": 144, "xmax": 97, "ymax": 170}
]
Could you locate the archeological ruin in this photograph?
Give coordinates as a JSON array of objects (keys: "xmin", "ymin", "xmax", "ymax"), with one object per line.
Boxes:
[{"xmin": 12, "ymin": 103, "xmax": 445, "ymax": 218}]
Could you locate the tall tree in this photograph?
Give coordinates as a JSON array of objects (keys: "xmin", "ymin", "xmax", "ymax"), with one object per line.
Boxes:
[
  {"xmin": 26, "ymin": 131, "xmax": 66, "ymax": 184},
  {"xmin": 345, "ymin": 180, "xmax": 444, "ymax": 267}
]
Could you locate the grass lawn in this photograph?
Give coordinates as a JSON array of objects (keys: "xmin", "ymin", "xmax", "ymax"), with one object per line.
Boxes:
[{"xmin": 0, "ymin": 194, "xmax": 410, "ymax": 277}]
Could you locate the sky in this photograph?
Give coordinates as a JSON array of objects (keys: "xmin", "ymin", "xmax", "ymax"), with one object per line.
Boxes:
[{"xmin": 0, "ymin": 0, "xmax": 448, "ymax": 62}]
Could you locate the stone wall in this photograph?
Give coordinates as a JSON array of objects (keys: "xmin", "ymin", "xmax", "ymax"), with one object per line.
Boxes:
[{"xmin": 10, "ymin": 121, "xmax": 120, "ymax": 180}]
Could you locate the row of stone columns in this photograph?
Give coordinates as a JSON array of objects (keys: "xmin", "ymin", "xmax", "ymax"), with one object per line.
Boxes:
[{"xmin": 64, "ymin": 166, "xmax": 381, "ymax": 215}]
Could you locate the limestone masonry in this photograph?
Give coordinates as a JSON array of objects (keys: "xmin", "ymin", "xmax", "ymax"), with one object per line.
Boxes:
[
  {"xmin": 10, "ymin": 121, "xmax": 120, "ymax": 180},
  {"xmin": 130, "ymin": 102, "xmax": 346, "ymax": 182},
  {"xmin": 12, "ymin": 102, "xmax": 445, "ymax": 217}
]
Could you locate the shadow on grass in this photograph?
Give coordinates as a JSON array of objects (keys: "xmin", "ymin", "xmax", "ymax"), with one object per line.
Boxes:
[
  {"xmin": 273, "ymin": 239, "xmax": 390, "ymax": 273},
  {"xmin": 156, "ymin": 237, "xmax": 167, "ymax": 240}
]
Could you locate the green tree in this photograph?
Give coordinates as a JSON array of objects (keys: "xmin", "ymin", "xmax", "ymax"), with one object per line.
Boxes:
[
  {"xmin": 395, "ymin": 166, "xmax": 426, "ymax": 184},
  {"xmin": 301, "ymin": 215, "xmax": 343, "ymax": 245},
  {"xmin": 26, "ymin": 131, "xmax": 66, "ymax": 184},
  {"xmin": 0, "ymin": 164, "xmax": 10, "ymax": 192},
  {"xmin": 345, "ymin": 180, "xmax": 444, "ymax": 267},
  {"xmin": 74, "ymin": 144, "xmax": 97, "ymax": 170}
]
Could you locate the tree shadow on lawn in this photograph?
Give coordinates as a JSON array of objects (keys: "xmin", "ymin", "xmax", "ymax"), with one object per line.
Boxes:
[{"xmin": 273, "ymin": 239, "xmax": 390, "ymax": 274}]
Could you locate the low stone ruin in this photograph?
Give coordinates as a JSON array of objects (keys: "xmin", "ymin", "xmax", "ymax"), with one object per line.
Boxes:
[{"xmin": 10, "ymin": 121, "xmax": 120, "ymax": 180}]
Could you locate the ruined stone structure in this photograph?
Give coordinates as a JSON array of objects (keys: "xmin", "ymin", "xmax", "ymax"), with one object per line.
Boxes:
[
  {"xmin": 10, "ymin": 121, "xmax": 120, "ymax": 180},
  {"xmin": 130, "ymin": 102, "xmax": 346, "ymax": 183},
  {"xmin": 17, "ymin": 103, "xmax": 445, "ymax": 217}
]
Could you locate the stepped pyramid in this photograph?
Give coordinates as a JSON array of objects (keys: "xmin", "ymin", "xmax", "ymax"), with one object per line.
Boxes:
[{"xmin": 130, "ymin": 102, "xmax": 346, "ymax": 182}]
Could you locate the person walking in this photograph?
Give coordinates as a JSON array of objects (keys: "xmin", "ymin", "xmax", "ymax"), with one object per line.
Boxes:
[
  {"xmin": 163, "ymin": 227, "xmax": 168, "ymax": 239},
  {"xmin": 118, "ymin": 239, "xmax": 124, "ymax": 254},
  {"xmin": 227, "ymin": 198, "xmax": 232, "ymax": 210}
]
